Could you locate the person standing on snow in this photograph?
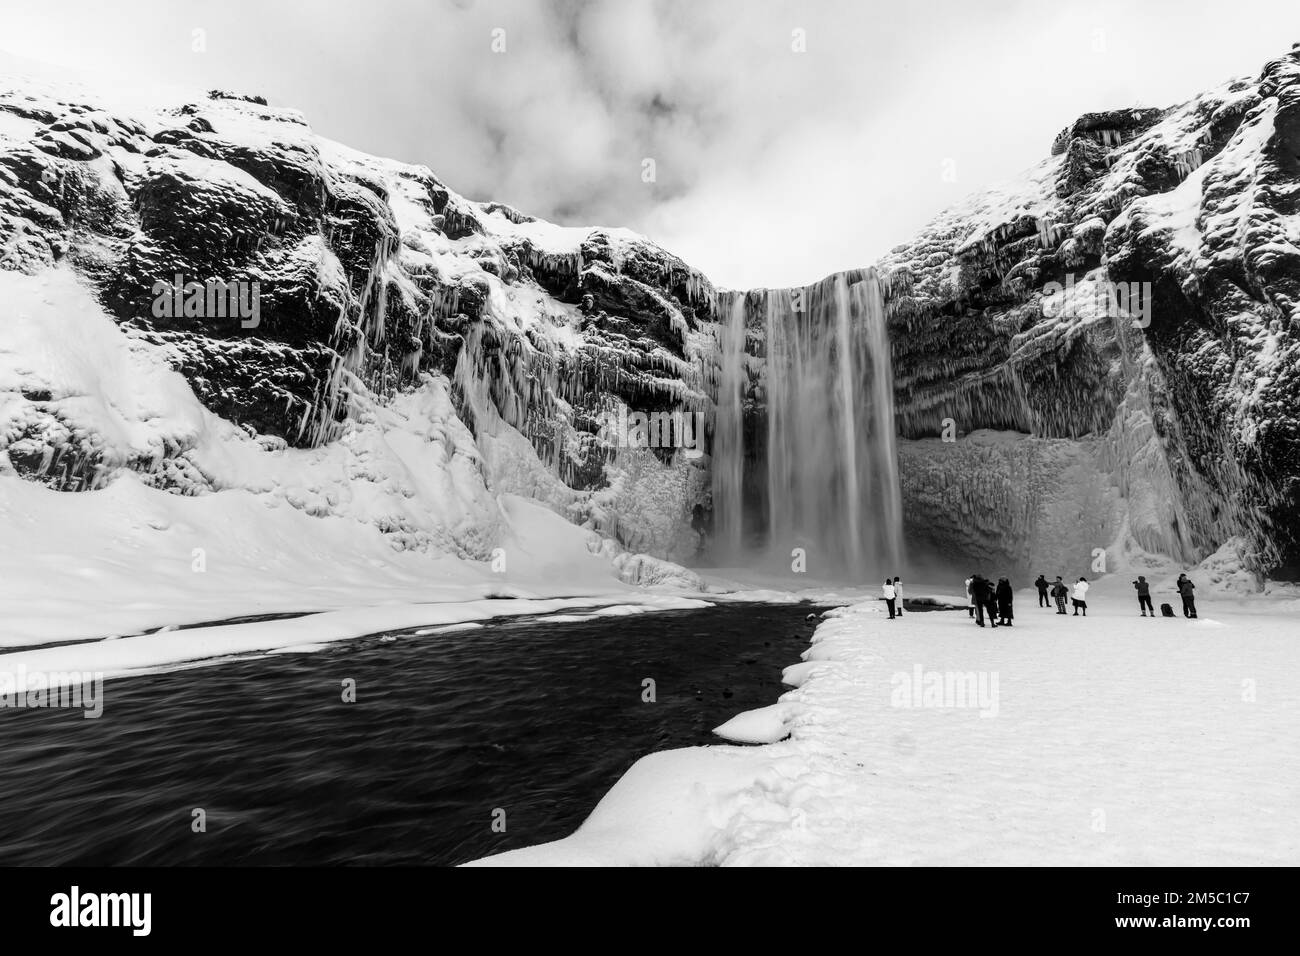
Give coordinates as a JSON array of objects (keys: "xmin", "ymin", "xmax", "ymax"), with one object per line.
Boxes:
[
  {"xmin": 972, "ymin": 575, "xmax": 998, "ymax": 628},
  {"xmin": 1072, "ymin": 576, "xmax": 1090, "ymax": 616},
  {"xmin": 1176, "ymin": 574, "xmax": 1198, "ymax": 618},
  {"xmin": 982, "ymin": 576, "xmax": 1001, "ymax": 626},
  {"xmin": 1034, "ymin": 574, "xmax": 1049, "ymax": 608},
  {"xmin": 1051, "ymin": 576, "xmax": 1069, "ymax": 614},
  {"xmin": 893, "ymin": 576, "xmax": 904, "ymax": 616},
  {"xmin": 882, "ymin": 578, "xmax": 897, "ymax": 619},
  {"xmin": 996, "ymin": 577, "xmax": 1014, "ymax": 626},
  {"xmin": 1133, "ymin": 575, "xmax": 1154, "ymax": 616},
  {"xmin": 970, "ymin": 575, "xmax": 987, "ymax": 626},
  {"xmin": 965, "ymin": 574, "xmax": 975, "ymax": 618}
]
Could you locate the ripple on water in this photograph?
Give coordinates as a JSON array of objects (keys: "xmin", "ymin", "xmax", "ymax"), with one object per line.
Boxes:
[{"xmin": 0, "ymin": 602, "xmax": 827, "ymax": 865}]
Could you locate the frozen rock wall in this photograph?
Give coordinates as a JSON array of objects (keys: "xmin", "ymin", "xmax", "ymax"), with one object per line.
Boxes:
[
  {"xmin": 0, "ymin": 83, "xmax": 717, "ymax": 564},
  {"xmin": 875, "ymin": 46, "xmax": 1300, "ymax": 579},
  {"xmin": 4, "ymin": 46, "xmax": 1299, "ymax": 583},
  {"xmin": 898, "ymin": 431, "xmax": 1126, "ymax": 579}
]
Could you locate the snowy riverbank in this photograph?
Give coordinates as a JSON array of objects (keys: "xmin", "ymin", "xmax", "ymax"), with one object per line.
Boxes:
[{"xmin": 472, "ymin": 578, "xmax": 1300, "ymax": 866}]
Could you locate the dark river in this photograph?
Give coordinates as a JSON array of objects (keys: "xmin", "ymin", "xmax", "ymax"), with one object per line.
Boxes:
[{"xmin": 0, "ymin": 602, "xmax": 826, "ymax": 866}]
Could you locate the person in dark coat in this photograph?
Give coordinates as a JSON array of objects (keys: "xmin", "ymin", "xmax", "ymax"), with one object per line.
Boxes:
[
  {"xmin": 1034, "ymin": 574, "xmax": 1049, "ymax": 607},
  {"xmin": 977, "ymin": 574, "xmax": 998, "ymax": 629},
  {"xmin": 971, "ymin": 575, "xmax": 996, "ymax": 627},
  {"xmin": 1133, "ymin": 575, "xmax": 1154, "ymax": 616},
  {"xmin": 1176, "ymin": 574, "xmax": 1198, "ymax": 618},
  {"xmin": 1050, "ymin": 576, "xmax": 1069, "ymax": 614},
  {"xmin": 996, "ymin": 577, "xmax": 1014, "ymax": 625}
]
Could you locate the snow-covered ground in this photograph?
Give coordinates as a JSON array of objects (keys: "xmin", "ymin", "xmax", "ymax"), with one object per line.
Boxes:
[
  {"xmin": 472, "ymin": 575, "xmax": 1299, "ymax": 866},
  {"xmin": 0, "ymin": 457, "xmax": 724, "ymax": 680}
]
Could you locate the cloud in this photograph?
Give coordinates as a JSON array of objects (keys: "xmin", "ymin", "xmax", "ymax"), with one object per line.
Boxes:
[{"xmin": 1, "ymin": 0, "xmax": 1297, "ymax": 287}]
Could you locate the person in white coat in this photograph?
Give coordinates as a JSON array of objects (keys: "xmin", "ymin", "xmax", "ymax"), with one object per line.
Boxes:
[
  {"xmin": 882, "ymin": 579, "xmax": 897, "ymax": 619},
  {"xmin": 892, "ymin": 576, "xmax": 904, "ymax": 616},
  {"xmin": 964, "ymin": 575, "xmax": 974, "ymax": 618},
  {"xmin": 1072, "ymin": 577, "xmax": 1090, "ymax": 616}
]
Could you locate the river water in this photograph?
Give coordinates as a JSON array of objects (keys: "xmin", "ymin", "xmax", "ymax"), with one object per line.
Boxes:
[{"xmin": 0, "ymin": 602, "xmax": 826, "ymax": 866}]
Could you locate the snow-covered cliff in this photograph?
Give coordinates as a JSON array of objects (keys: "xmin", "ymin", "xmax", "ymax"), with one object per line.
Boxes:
[
  {"xmin": 0, "ymin": 80, "xmax": 716, "ymax": 594},
  {"xmin": 3, "ymin": 45, "xmax": 1298, "ymax": 615},
  {"xmin": 875, "ymin": 46, "xmax": 1300, "ymax": 579}
]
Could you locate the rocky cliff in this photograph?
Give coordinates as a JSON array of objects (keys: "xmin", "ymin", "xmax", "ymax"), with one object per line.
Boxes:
[
  {"xmin": 875, "ymin": 46, "xmax": 1300, "ymax": 579},
  {"xmin": 3, "ymin": 47, "xmax": 1298, "ymax": 585},
  {"xmin": 0, "ymin": 80, "xmax": 717, "ymax": 569}
]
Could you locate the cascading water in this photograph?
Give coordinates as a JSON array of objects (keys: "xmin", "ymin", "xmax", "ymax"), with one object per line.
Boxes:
[
  {"xmin": 865, "ymin": 273, "xmax": 904, "ymax": 574},
  {"xmin": 712, "ymin": 267, "xmax": 903, "ymax": 579},
  {"xmin": 711, "ymin": 292, "xmax": 747, "ymax": 561}
]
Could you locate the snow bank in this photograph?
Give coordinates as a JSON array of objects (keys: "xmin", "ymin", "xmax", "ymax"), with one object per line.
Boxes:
[
  {"xmin": 0, "ymin": 457, "xmax": 714, "ymax": 651},
  {"xmin": 472, "ymin": 587, "xmax": 1300, "ymax": 866},
  {"xmin": 0, "ymin": 593, "xmax": 711, "ymax": 684},
  {"xmin": 713, "ymin": 703, "xmax": 794, "ymax": 744},
  {"xmin": 464, "ymin": 747, "xmax": 781, "ymax": 867}
]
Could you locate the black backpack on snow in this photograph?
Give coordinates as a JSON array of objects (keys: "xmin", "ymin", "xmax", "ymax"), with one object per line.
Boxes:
[{"xmin": 1160, "ymin": 603, "xmax": 1176, "ymax": 617}]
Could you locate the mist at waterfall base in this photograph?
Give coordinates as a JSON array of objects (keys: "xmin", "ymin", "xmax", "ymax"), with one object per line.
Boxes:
[{"xmin": 708, "ymin": 268, "xmax": 906, "ymax": 584}]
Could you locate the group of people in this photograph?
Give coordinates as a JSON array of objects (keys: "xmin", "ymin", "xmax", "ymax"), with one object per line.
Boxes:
[
  {"xmin": 1073, "ymin": 573, "xmax": 1198, "ymax": 618},
  {"xmin": 881, "ymin": 576, "xmax": 905, "ymax": 618},
  {"xmin": 1014, "ymin": 572, "xmax": 1198, "ymax": 619},
  {"xmin": 963, "ymin": 574, "xmax": 1017, "ymax": 627},
  {"xmin": 886, "ymin": 569, "xmax": 1202, "ymax": 625},
  {"xmin": 1032, "ymin": 575, "xmax": 1090, "ymax": 615}
]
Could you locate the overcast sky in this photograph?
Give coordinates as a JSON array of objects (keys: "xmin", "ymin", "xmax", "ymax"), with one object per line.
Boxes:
[{"xmin": 2, "ymin": 0, "xmax": 1297, "ymax": 287}]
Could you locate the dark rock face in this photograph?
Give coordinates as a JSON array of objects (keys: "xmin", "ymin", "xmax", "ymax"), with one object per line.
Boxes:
[
  {"xmin": 0, "ymin": 86, "xmax": 715, "ymax": 559},
  {"xmin": 3, "ymin": 49, "xmax": 1298, "ymax": 578},
  {"xmin": 1050, "ymin": 107, "xmax": 1166, "ymax": 156},
  {"xmin": 879, "ymin": 47, "xmax": 1300, "ymax": 577},
  {"xmin": 1107, "ymin": 53, "xmax": 1300, "ymax": 577}
]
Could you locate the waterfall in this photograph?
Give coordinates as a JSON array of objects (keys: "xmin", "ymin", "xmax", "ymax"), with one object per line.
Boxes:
[
  {"xmin": 712, "ymin": 292, "xmax": 747, "ymax": 560},
  {"xmin": 833, "ymin": 275, "xmax": 862, "ymax": 573},
  {"xmin": 865, "ymin": 273, "xmax": 904, "ymax": 574},
  {"xmin": 713, "ymin": 267, "xmax": 903, "ymax": 579}
]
